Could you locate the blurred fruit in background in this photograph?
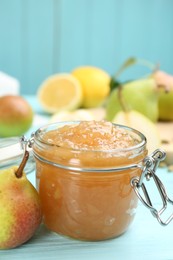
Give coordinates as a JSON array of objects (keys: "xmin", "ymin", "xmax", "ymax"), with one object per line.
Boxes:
[
  {"xmin": 152, "ymin": 70, "xmax": 173, "ymax": 121},
  {"xmin": 106, "ymin": 57, "xmax": 173, "ymax": 123},
  {"xmin": 113, "ymin": 110, "xmax": 161, "ymax": 154},
  {"xmin": 0, "ymin": 95, "xmax": 33, "ymax": 137},
  {"xmin": 49, "ymin": 109, "xmax": 94, "ymax": 123},
  {"xmin": 36, "ymin": 57, "xmax": 173, "ymax": 165},
  {"xmin": 49, "ymin": 107, "xmax": 105, "ymax": 123},
  {"xmin": 72, "ymin": 66, "xmax": 110, "ymax": 108},
  {"xmin": 106, "ymin": 78, "xmax": 158, "ymax": 122},
  {"xmin": 37, "ymin": 74, "xmax": 83, "ymax": 113},
  {"xmin": 157, "ymin": 122, "xmax": 173, "ymax": 166}
]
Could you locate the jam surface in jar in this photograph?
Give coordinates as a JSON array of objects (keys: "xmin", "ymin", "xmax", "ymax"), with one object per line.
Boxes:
[
  {"xmin": 43, "ymin": 120, "xmax": 139, "ymax": 150},
  {"xmin": 34, "ymin": 121, "xmax": 147, "ymax": 241}
]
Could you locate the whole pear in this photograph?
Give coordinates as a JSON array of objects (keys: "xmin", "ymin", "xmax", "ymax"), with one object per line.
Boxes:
[
  {"xmin": 113, "ymin": 110, "xmax": 161, "ymax": 154},
  {"xmin": 0, "ymin": 95, "xmax": 33, "ymax": 137},
  {"xmin": 0, "ymin": 165, "xmax": 42, "ymax": 249},
  {"xmin": 152, "ymin": 70, "xmax": 173, "ymax": 121},
  {"xmin": 106, "ymin": 78, "xmax": 159, "ymax": 122}
]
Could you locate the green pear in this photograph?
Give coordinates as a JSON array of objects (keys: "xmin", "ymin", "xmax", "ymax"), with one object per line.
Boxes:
[
  {"xmin": 152, "ymin": 70, "xmax": 173, "ymax": 121},
  {"xmin": 0, "ymin": 161, "xmax": 42, "ymax": 249},
  {"xmin": 106, "ymin": 78, "xmax": 159, "ymax": 122},
  {"xmin": 0, "ymin": 95, "xmax": 33, "ymax": 137},
  {"xmin": 112, "ymin": 110, "xmax": 161, "ymax": 154}
]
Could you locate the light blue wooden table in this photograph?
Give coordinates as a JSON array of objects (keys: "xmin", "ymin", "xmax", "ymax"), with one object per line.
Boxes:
[
  {"xmin": 1, "ymin": 168, "xmax": 173, "ymax": 260},
  {"xmin": 1, "ymin": 96, "xmax": 173, "ymax": 260}
]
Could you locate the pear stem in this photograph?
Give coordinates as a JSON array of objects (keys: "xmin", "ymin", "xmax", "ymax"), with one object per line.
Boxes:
[
  {"xmin": 15, "ymin": 150, "xmax": 29, "ymax": 178},
  {"xmin": 117, "ymin": 85, "xmax": 129, "ymax": 112},
  {"xmin": 157, "ymin": 84, "xmax": 170, "ymax": 93},
  {"xmin": 137, "ymin": 58, "xmax": 157, "ymax": 72}
]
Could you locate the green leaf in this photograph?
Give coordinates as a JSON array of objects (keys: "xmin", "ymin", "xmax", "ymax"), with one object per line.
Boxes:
[{"xmin": 109, "ymin": 78, "xmax": 121, "ymax": 92}]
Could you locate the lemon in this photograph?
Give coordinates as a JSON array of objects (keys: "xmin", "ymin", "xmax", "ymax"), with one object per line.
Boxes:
[
  {"xmin": 72, "ymin": 66, "xmax": 110, "ymax": 108},
  {"xmin": 37, "ymin": 73, "xmax": 83, "ymax": 113},
  {"xmin": 49, "ymin": 109, "xmax": 94, "ymax": 123}
]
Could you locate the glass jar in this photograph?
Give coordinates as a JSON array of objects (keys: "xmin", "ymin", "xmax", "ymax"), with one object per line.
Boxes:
[{"xmin": 32, "ymin": 121, "xmax": 148, "ymax": 241}]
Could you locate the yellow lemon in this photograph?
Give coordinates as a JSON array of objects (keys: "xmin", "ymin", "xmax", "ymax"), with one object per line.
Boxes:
[
  {"xmin": 72, "ymin": 66, "xmax": 110, "ymax": 108},
  {"xmin": 37, "ymin": 73, "xmax": 83, "ymax": 113}
]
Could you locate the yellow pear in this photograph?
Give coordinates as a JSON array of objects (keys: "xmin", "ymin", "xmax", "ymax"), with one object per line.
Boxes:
[
  {"xmin": 0, "ymin": 152, "xmax": 42, "ymax": 249},
  {"xmin": 112, "ymin": 110, "xmax": 161, "ymax": 154}
]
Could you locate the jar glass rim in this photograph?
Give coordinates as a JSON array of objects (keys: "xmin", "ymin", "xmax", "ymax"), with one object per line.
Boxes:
[{"xmin": 33, "ymin": 121, "xmax": 147, "ymax": 153}]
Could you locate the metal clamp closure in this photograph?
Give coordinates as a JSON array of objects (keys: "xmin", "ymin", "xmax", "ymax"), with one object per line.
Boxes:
[
  {"xmin": 131, "ymin": 149, "xmax": 173, "ymax": 226},
  {"xmin": 20, "ymin": 135, "xmax": 34, "ymax": 151}
]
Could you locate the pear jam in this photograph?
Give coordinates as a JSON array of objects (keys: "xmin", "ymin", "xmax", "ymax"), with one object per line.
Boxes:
[{"xmin": 33, "ymin": 121, "xmax": 147, "ymax": 241}]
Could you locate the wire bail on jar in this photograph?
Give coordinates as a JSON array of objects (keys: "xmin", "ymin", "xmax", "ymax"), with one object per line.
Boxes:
[
  {"xmin": 20, "ymin": 135, "xmax": 34, "ymax": 151},
  {"xmin": 131, "ymin": 149, "xmax": 173, "ymax": 226},
  {"xmin": 0, "ymin": 135, "xmax": 35, "ymax": 174}
]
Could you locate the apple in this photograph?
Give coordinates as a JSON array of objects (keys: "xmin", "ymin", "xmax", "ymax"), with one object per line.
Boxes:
[
  {"xmin": 0, "ymin": 95, "xmax": 33, "ymax": 137},
  {"xmin": 106, "ymin": 78, "xmax": 159, "ymax": 122}
]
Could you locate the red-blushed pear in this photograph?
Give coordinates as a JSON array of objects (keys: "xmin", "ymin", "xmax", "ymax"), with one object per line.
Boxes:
[
  {"xmin": 0, "ymin": 95, "xmax": 33, "ymax": 137},
  {"xmin": 0, "ymin": 152, "xmax": 42, "ymax": 249},
  {"xmin": 112, "ymin": 110, "xmax": 161, "ymax": 154},
  {"xmin": 152, "ymin": 70, "xmax": 173, "ymax": 121}
]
